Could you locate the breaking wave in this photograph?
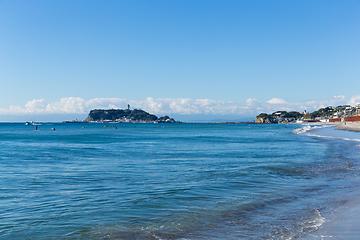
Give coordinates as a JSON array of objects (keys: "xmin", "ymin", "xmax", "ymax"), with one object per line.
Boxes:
[{"xmin": 292, "ymin": 124, "xmax": 329, "ymax": 135}]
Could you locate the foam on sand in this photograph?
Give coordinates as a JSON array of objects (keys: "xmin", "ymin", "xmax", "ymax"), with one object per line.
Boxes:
[{"xmin": 305, "ymin": 197, "xmax": 360, "ymax": 239}]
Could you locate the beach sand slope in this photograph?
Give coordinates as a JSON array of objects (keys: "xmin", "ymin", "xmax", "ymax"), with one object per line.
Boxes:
[
  {"xmin": 306, "ymin": 198, "xmax": 360, "ymax": 239},
  {"xmin": 334, "ymin": 122, "xmax": 360, "ymax": 132}
]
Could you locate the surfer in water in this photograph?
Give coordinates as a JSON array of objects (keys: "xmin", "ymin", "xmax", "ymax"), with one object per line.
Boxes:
[{"xmin": 36, "ymin": 126, "xmax": 38, "ymax": 130}]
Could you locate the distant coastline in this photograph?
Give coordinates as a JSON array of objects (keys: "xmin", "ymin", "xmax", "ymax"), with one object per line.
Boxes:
[
  {"xmin": 255, "ymin": 104, "xmax": 360, "ymax": 124},
  {"xmin": 60, "ymin": 104, "xmax": 360, "ymax": 125}
]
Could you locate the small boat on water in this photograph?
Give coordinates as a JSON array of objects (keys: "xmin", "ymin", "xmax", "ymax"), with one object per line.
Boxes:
[{"xmin": 25, "ymin": 121, "xmax": 35, "ymax": 125}]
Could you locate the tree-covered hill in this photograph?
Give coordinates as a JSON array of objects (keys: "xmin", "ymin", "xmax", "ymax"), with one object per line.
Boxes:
[
  {"xmin": 84, "ymin": 109, "xmax": 158, "ymax": 122},
  {"xmin": 255, "ymin": 111, "xmax": 302, "ymax": 123}
]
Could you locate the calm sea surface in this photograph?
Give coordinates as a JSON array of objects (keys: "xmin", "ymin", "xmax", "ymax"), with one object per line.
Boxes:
[{"xmin": 1, "ymin": 123, "xmax": 360, "ymax": 239}]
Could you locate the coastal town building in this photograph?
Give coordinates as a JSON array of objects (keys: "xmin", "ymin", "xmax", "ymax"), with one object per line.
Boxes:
[{"xmin": 256, "ymin": 104, "xmax": 360, "ymax": 124}]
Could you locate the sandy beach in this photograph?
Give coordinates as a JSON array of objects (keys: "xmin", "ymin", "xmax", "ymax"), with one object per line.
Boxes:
[{"xmin": 333, "ymin": 122, "xmax": 360, "ymax": 132}]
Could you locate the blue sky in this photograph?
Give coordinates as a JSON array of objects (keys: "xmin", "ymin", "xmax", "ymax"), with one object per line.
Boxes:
[{"xmin": 1, "ymin": 0, "xmax": 360, "ymax": 121}]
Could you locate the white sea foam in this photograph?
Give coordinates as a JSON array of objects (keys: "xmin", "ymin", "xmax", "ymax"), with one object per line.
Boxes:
[
  {"xmin": 340, "ymin": 137, "xmax": 360, "ymax": 142},
  {"xmin": 310, "ymin": 209, "xmax": 325, "ymax": 230},
  {"xmin": 293, "ymin": 124, "xmax": 360, "ymax": 143},
  {"xmin": 309, "ymin": 131, "xmax": 360, "ymax": 143},
  {"xmin": 287, "ymin": 209, "xmax": 325, "ymax": 240},
  {"xmin": 292, "ymin": 124, "xmax": 328, "ymax": 135}
]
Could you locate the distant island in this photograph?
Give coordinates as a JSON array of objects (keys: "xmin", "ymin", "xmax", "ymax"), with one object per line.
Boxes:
[
  {"xmin": 71, "ymin": 108, "xmax": 179, "ymax": 123},
  {"xmin": 255, "ymin": 105, "xmax": 360, "ymax": 123}
]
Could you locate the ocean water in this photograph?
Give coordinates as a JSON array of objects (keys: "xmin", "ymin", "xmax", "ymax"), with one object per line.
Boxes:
[{"xmin": 1, "ymin": 123, "xmax": 360, "ymax": 239}]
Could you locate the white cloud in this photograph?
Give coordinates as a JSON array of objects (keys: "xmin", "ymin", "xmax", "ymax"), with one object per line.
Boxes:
[
  {"xmin": 246, "ymin": 98, "xmax": 260, "ymax": 107},
  {"xmin": 303, "ymin": 95, "xmax": 347, "ymax": 112},
  {"xmin": 25, "ymin": 99, "xmax": 46, "ymax": 113},
  {"xmin": 267, "ymin": 98, "xmax": 287, "ymax": 104},
  {"xmin": 0, "ymin": 95, "xmax": 356, "ymax": 117},
  {"xmin": 348, "ymin": 95, "xmax": 360, "ymax": 106},
  {"xmin": 45, "ymin": 97, "xmax": 85, "ymax": 114}
]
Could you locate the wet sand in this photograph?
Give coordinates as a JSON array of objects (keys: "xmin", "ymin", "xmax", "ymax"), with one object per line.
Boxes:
[
  {"xmin": 304, "ymin": 197, "xmax": 360, "ymax": 239},
  {"xmin": 303, "ymin": 122, "xmax": 360, "ymax": 239}
]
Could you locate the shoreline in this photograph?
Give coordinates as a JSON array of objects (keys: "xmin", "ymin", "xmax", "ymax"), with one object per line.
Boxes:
[
  {"xmin": 305, "ymin": 195, "xmax": 360, "ymax": 239},
  {"xmin": 302, "ymin": 123, "xmax": 360, "ymax": 239}
]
